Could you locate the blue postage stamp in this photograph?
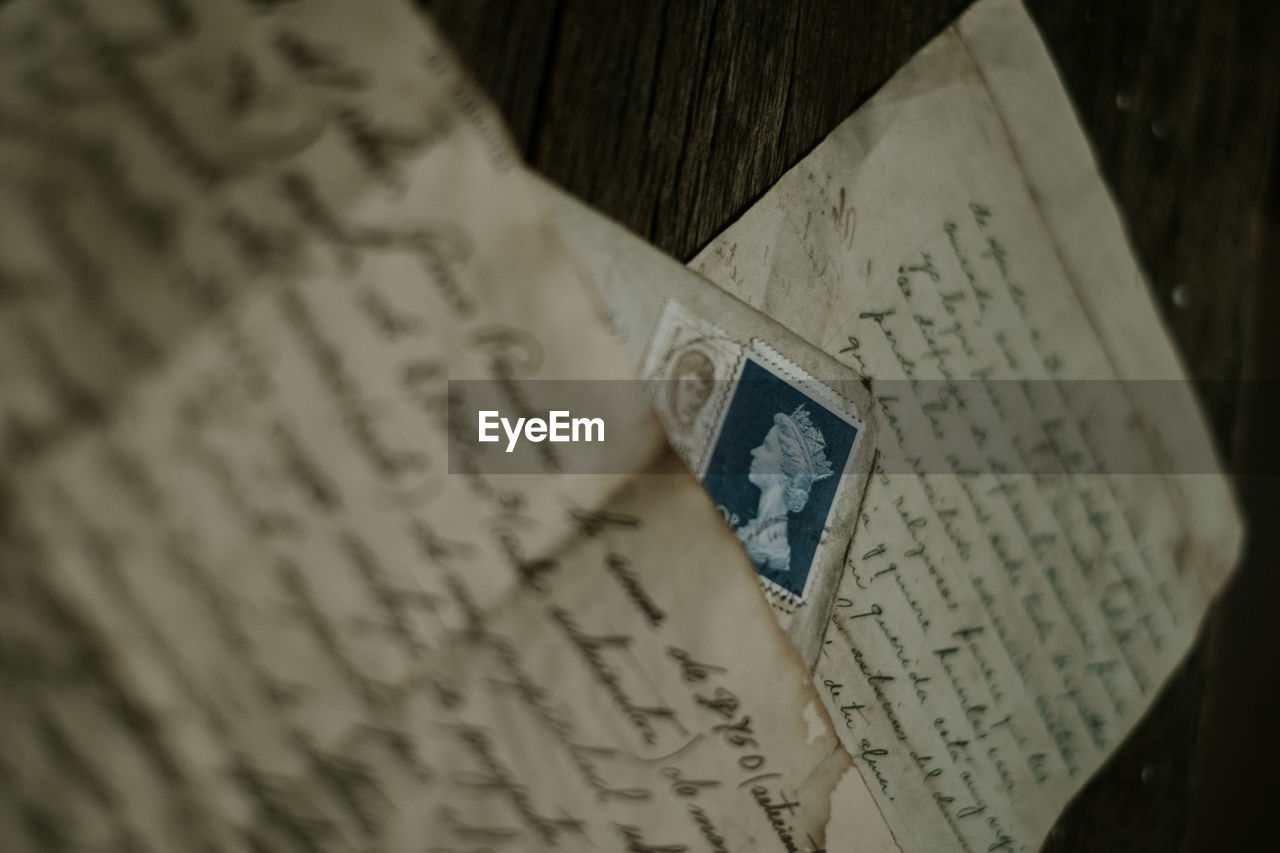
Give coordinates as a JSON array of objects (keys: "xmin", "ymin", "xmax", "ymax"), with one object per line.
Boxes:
[
  {"xmin": 642, "ymin": 300, "xmax": 869, "ymax": 610},
  {"xmin": 701, "ymin": 357, "xmax": 861, "ymax": 604}
]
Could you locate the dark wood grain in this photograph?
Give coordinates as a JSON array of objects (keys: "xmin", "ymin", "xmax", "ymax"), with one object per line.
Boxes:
[
  {"xmin": 1029, "ymin": 0, "xmax": 1280, "ymax": 442},
  {"xmin": 426, "ymin": 1, "xmax": 1280, "ymax": 849},
  {"xmin": 433, "ymin": 0, "xmax": 973, "ymax": 261}
]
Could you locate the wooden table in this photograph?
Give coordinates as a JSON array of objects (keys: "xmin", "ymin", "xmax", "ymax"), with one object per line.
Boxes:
[{"xmin": 426, "ymin": 1, "xmax": 1280, "ymax": 849}]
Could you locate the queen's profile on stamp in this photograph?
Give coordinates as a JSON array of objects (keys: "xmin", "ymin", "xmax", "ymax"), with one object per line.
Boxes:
[
  {"xmin": 735, "ymin": 405, "xmax": 835, "ymax": 574},
  {"xmin": 700, "ymin": 356, "xmax": 860, "ymax": 604}
]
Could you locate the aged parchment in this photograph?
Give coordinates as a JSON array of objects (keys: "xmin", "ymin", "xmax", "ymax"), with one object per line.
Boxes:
[
  {"xmin": 0, "ymin": 1, "xmax": 900, "ymax": 850},
  {"xmin": 691, "ymin": 0, "xmax": 1244, "ymax": 851}
]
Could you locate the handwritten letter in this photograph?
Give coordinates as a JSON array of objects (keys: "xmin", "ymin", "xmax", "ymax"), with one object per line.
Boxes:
[
  {"xmin": 693, "ymin": 1, "xmax": 1242, "ymax": 850},
  {"xmin": 0, "ymin": 1, "xmax": 898, "ymax": 850}
]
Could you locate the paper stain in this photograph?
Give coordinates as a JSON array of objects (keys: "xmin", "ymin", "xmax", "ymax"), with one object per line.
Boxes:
[
  {"xmin": 803, "ymin": 700, "xmax": 827, "ymax": 744},
  {"xmin": 828, "ymin": 766, "xmax": 906, "ymax": 853}
]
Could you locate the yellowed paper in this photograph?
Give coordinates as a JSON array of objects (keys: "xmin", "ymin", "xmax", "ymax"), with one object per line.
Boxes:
[
  {"xmin": 691, "ymin": 0, "xmax": 1243, "ymax": 850},
  {"xmin": 0, "ymin": 1, "xmax": 899, "ymax": 850}
]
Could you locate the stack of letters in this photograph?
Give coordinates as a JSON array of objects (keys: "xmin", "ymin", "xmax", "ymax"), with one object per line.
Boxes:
[{"xmin": 0, "ymin": 0, "xmax": 1240, "ymax": 850}]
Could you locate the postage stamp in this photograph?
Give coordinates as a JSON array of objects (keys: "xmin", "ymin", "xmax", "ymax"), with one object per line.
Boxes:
[
  {"xmin": 641, "ymin": 302, "xmax": 742, "ymax": 472},
  {"xmin": 644, "ymin": 300, "xmax": 866, "ymax": 609}
]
